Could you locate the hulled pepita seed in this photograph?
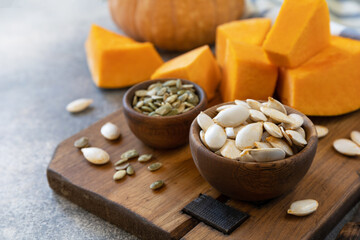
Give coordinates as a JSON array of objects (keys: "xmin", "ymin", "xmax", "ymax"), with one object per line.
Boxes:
[
  {"xmin": 178, "ymin": 93, "xmax": 189, "ymax": 102},
  {"xmin": 172, "ymin": 100, "xmax": 181, "ymax": 108},
  {"xmin": 166, "ymin": 109, "xmax": 179, "ymax": 116},
  {"xmin": 101, "ymin": 122, "xmax": 121, "ymax": 140},
  {"xmin": 74, "ymin": 137, "xmax": 89, "ymax": 149},
  {"xmin": 134, "ymin": 107, "xmax": 142, "ymax": 113},
  {"xmin": 165, "ymin": 94, "xmax": 178, "ymax": 103},
  {"xmin": 141, "ymin": 106, "xmax": 153, "ymax": 112},
  {"xmin": 184, "ymin": 102, "xmax": 195, "ymax": 108},
  {"xmin": 66, "ymin": 98, "xmax": 93, "ymax": 113},
  {"xmin": 148, "ymin": 82, "xmax": 162, "ymax": 90},
  {"xmin": 115, "ymin": 158, "xmax": 128, "ymax": 166},
  {"xmin": 155, "ymin": 103, "xmax": 172, "ymax": 116},
  {"xmin": 176, "ymin": 79, "xmax": 182, "ymax": 89},
  {"xmin": 135, "ymin": 90, "xmax": 148, "ymax": 97},
  {"xmin": 138, "ymin": 154, "xmax": 153, "ymax": 162},
  {"xmin": 333, "ymin": 138, "xmax": 360, "ymax": 156},
  {"xmin": 163, "ymin": 79, "xmax": 177, "ymax": 87},
  {"xmin": 115, "ymin": 163, "xmax": 130, "ymax": 171},
  {"xmin": 135, "ymin": 100, "xmax": 144, "ymax": 108},
  {"xmin": 126, "ymin": 165, "xmax": 135, "ymax": 175},
  {"xmin": 182, "ymin": 84, "xmax": 194, "ymax": 89},
  {"xmin": 183, "ymin": 106, "xmax": 194, "ymax": 113},
  {"xmin": 315, "ymin": 125, "xmax": 329, "ymax": 139},
  {"xmin": 148, "ymin": 112, "xmax": 159, "ymax": 117},
  {"xmin": 113, "ymin": 170, "xmax": 126, "ymax": 181},
  {"xmin": 148, "ymin": 102, "xmax": 157, "ymax": 111},
  {"xmin": 177, "ymin": 90, "xmax": 186, "ymax": 95},
  {"xmin": 132, "ymin": 96, "xmax": 138, "ymax": 106},
  {"xmin": 156, "ymin": 87, "xmax": 167, "ymax": 96},
  {"xmin": 287, "ymin": 199, "xmax": 318, "ymax": 216},
  {"xmin": 351, "ymin": 131, "xmax": 360, "ymax": 146},
  {"xmin": 152, "ymin": 95, "xmax": 163, "ymax": 100},
  {"xmin": 177, "ymin": 103, "xmax": 186, "ymax": 113},
  {"xmin": 148, "ymin": 162, "xmax": 162, "ymax": 172},
  {"xmin": 81, "ymin": 147, "xmax": 110, "ymax": 165},
  {"xmin": 150, "ymin": 180, "xmax": 164, "ymax": 190},
  {"xmin": 121, "ymin": 149, "xmax": 139, "ymax": 160}
]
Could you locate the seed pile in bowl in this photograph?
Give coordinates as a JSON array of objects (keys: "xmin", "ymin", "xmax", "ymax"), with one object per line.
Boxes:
[
  {"xmin": 132, "ymin": 79, "xmax": 200, "ymax": 116},
  {"xmin": 197, "ymin": 97, "xmax": 308, "ymax": 162}
]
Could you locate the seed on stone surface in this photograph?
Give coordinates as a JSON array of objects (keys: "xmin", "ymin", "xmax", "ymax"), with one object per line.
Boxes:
[
  {"xmin": 249, "ymin": 148, "xmax": 286, "ymax": 162},
  {"xmin": 197, "ymin": 112, "xmax": 214, "ymax": 132},
  {"xmin": 74, "ymin": 137, "xmax": 89, "ymax": 148},
  {"xmin": 264, "ymin": 122, "xmax": 283, "ymax": 138},
  {"xmin": 266, "ymin": 136, "xmax": 294, "ymax": 156},
  {"xmin": 246, "ymin": 99, "xmax": 262, "ymax": 111},
  {"xmin": 333, "ymin": 138, "xmax": 360, "ymax": 156},
  {"xmin": 66, "ymin": 98, "xmax": 93, "ymax": 113},
  {"xmin": 204, "ymin": 124, "xmax": 227, "ymax": 151},
  {"xmin": 138, "ymin": 154, "xmax": 153, "ymax": 162},
  {"xmin": 81, "ymin": 147, "xmax": 110, "ymax": 165},
  {"xmin": 135, "ymin": 90, "xmax": 148, "ymax": 97},
  {"xmin": 101, "ymin": 122, "xmax": 121, "ymax": 140},
  {"xmin": 286, "ymin": 130, "xmax": 307, "ymax": 147},
  {"xmin": 351, "ymin": 131, "xmax": 360, "ymax": 146},
  {"xmin": 121, "ymin": 149, "xmax": 139, "ymax": 160},
  {"xmin": 113, "ymin": 170, "xmax": 126, "ymax": 180},
  {"xmin": 287, "ymin": 199, "xmax": 319, "ymax": 216},
  {"xmin": 249, "ymin": 109, "xmax": 267, "ymax": 122},
  {"xmin": 315, "ymin": 125, "xmax": 328, "ymax": 139},
  {"xmin": 235, "ymin": 122, "xmax": 263, "ymax": 150},
  {"xmin": 213, "ymin": 105, "xmax": 250, "ymax": 127},
  {"xmin": 148, "ymin": 162, "xmax": 162, "ymax": 172},
  {"xmin": 150, "ymin": 180, "xmax": 164, "ymax": 190},
  {"xmin": 126, "ymin": 165, "xmax": 135, "ymax": 175},
  {"xmin": 219, "ymin": 139, "xmax": 242, "ymax": 159},
  {"xmin": 114, "ymin": 158, "xmax": 128, "ymax": 166},
  {"xmin": 115, "ymin": 163, "xmax": 130, "ymax": 171}
]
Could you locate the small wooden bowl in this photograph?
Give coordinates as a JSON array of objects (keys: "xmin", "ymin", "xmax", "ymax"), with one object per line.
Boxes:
[
  {"xmin": 189, "ymin": 102, "xmax": 318, "ymax": 201},
  {"xmin": 123, "ymin": 79, "xmax": 207, "ymax": 149}
]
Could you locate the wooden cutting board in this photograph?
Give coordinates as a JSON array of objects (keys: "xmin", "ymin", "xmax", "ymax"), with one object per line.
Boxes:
[{"xmin": 47, "ymin": 106, "xmax": 360, "ymax": 240}]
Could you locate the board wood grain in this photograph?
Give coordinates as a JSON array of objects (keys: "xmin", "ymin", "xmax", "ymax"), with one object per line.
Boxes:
[{"xmin": 47, "ymin": 106, "xmax": 360, "ymax": 240}]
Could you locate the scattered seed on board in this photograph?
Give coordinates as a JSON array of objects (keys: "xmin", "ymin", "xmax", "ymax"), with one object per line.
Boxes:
[
  {"xmin": 101, "ymin": 122, "xmax": 121, "ymax": 140},
  {"xmin": 81, "ymin": 147, "xmax": 110, "ymax": 165},
  {"xmin": 126, "ymin": 165, "xmax": 135, "ymax": 175},
  {"xmin": 333, "ymin": 138, "xmax": 360, "ymax": 156},
  {"xmin": 287, "ymin": 199, "xmax": 319, "ymax": 216},
  {"xmin": 138, "ymin": 154, "xmax": 153, "ymax": 162},
  {"xmin": 315, "ymin": 125, "xmax": 328, "ymax": 138},
  {"xmin": 113, "ymin": 170, "xmax": 126, "ymax": 180},
  {"xmin": 121, "ymin": 149, "xmax": 139, "ymax": 160},
  {"xmin": 148, "ymin": 162, "xmax": 162, "ymax": 172},
  {"xmin": 350, "ymin": 130, "xmax": 360, "ymax": 146},
  {"xmin": 66, "ymin": 98, "xmax": 93, "ymax": 113},
  {"xmin": 114, "ymin": 158, "xmax": 128, "ymax": 166},
  {"xmin": 115, "ymin": 163, "xmax": 130, "ymax": 171},
  {"xmin": 150, "ymin": 180, "xmax": 164, "ymax": 190},
  {"xmin": 74, "ymin": 137, "xmax": 89, "ymax": 148}
]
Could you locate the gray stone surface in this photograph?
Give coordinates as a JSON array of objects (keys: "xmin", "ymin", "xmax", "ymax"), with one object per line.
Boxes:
[{"xmin": 0, "ymin": 1, "xmax": 357, "ymax": 239}]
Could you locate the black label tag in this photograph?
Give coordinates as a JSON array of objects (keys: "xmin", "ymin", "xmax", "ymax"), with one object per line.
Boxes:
[{"xmin": 182, "ymin": 194, "xmax": 249, "ymax": 235}]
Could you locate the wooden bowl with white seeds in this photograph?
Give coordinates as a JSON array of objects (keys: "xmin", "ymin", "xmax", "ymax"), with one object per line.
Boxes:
[{"xmin": 189, "ymin": 99, "xmax": 318, "ymax": 201}]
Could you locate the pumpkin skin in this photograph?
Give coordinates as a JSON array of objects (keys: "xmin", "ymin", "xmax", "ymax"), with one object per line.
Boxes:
[{"xmin": 109, "ymin": 0, "xmax": 245, "ymax": 51}]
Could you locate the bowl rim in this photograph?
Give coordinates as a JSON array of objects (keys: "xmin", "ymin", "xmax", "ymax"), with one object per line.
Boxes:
[
  {"xmin": 190, "ymin": 101, "xmax": 318, "ymax": 166},
  {"xmin": 123, "ymin": 78, "xmax": 207, "ymax": 120}
]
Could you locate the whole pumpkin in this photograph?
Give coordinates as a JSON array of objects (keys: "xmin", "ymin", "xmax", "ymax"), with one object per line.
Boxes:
[{"xmin": 108, "ymin": 0, "xmax": 245, "ymax": 51}]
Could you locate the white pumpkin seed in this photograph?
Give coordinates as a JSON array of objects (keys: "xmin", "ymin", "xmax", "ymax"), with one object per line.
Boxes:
[
  {"xmin": 249, "ymin": 148, "xmax": 286, "ymax": 162},
  {"xmin": 264, "ymin": 97, "xmax": 287, "ymax": 114},
  {"xmin": 213, "ymin": 105, "xmax": 250, "ymax": 127},
  {"xmin": 266, "ymin": 136, "xmax": 294, "ymax": 156},
  {"xmin": 333, "ymin": 138, "xmax": 360, "ymax": 156},
  {"xmin": 351, "ymin": 131, "xmax": 360, "ymax": 146},
  {"xmin": 246, "ymin": 99, "xmax": 262, "ymax": 111},
  {"xmin": 225, "ymin": 127, "xmax": 236, "ymax": 139},
  {"xmin": 113, "ymin": 170, "xmax": 126, "ymax": 180},
  {"xmin": 81, "ymin": 147, "xmax": 110, "ymax": 165},
  {"xmin": 216, "ymin": 104, "xmax": 236, "ymax": 112},
  {"xmin": 235, "ymin": 100, "xmax": 250, "ymax": 108},
  {"xmin": 204, "ymin": 124, "xmax": 227, "ymax": 151},
  {"xmin": 261, "ymin": 131, "xmax": 271, "ymax": 142},
  {"xmin": 199, "ymin": 130, "xmax": 209, "ymax": 148},
  {"xmin": 286, "ymin": 130, "xmax": 307, "ymax": 147},
  {"xmin": 66, "ymin": 98, "xmax": 93, "ymax": 113},
  {"xmin": 264, "ymin": 122, "xmax": 283, "ymax": 138},
  {"xmin": 238, "ymin": 149, "xmax": 255, "ymax": 162},
  {"xmin": 138, "ymin": 154, "xmax": 153, "ymax": 162},
  {"xmin": 235, "ymin": 122, "xmax": 263, "ymax": 150},
  {"xmin": 295, "ymin": 127, "xmax": 306, "ymax": 139},
  {"xmin": 280, "ymin": 126, "xmax": 292, "ymax": 146},
  {"xmin": 197, "ymin": 112, "xmax": 214, "ymax": 132},
  {"xmin": 283, "ymin": 113, "xmax": 304, "ymax": 130},
  {"xmin": 260, "ymin": 107, "xmax": 293, "ymax": 124},
  {"xmin": 287, "ymin": 199, "xmax": 318, "ymax": 216},
  {"xmin": 100, "ymin": 122, "xmax": 121, "ymax": 140},
  {"xmin": 254, "ymin": 141, "xmax": 272, "ymax": 149},
  {"xmin": 219, "ymin": 140, "xmax": 242, "ymax": 159},
  {"xmin": 249, "ymin": 109, "xmax": 267, "ymax": 122},
  {"xmin": 314, "ymin": 125, "xmax": 328, "ymax": 138}
]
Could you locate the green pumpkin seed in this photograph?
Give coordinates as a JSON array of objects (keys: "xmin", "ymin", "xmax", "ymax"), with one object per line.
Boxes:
[
  {"xmin": 155, "ymin": 103, "xmax": 172, "ymax": 116},
  {"xmin": 148, "ymin": 162, "xmax": 162, "ymax": 171},
  {"xmin": 148, "ymin": 112, "xmax": 160, "ymax": 117},
  {"xmin": 148, "ymin": 102, "xmax": 157, "ymax": 110},
  {"xmin": 182, "ymin": 84, "xmax": 194, "ymax": 89},
  {"xmin": 135, "ymin": 100, "xmax": 144, "ymax": 108},
  {"xmin": 172, "ymin": 100, "xmax": 181, "ymax": 108},
  {"xmin": 150, "ymin": 180, "xmax": 164, "ymax": 190},
  {"xmin": 74, "ymin": 137, "xmax": 89, "ymax": 149},
  {"xmin": 134, "ymin": 107, "xmax": 142, "ymax": 113},
  {"xmin": 114, "ymin": 158, "xmax": 128, "ymax": 166},
  {"xmin": 121, "ymin": 149, "xmax": 139, "ymax": 160},
  {"xmin": 163, "ymin": 80, "xmax": 177, "ymax": 87},
  {"xmin": 166, "ymin": 109, "xmax": 179, "ymax": 116},
  {"xmin": 184, "ymin": 102, "xmax": 195, "ymax": 108},
  {"xmin": 168, "ymin": 87, "xmax": 178, "ymax": 94},
  {"xmin": 148, "ymin": 82, "xmax": 162, "ymax": 90},
  {"xmin": 138, "ymin": 154, "xmax": 153, "ymax": 162},
  {"xmin": 177, "ymin": 103, "xmax": 186, "ymax": 113},
  {"xmin": 141, "ymin": 106, "xmax": 153, "ymax": 112},
  {"xmin": 165, "ymin": 94, "xmax": 178, "ymax": 104},
  {"xmin": 176, "ymin": 79, "xmax": 182, "ymax": 89},
  {"xmin": 113, "ymin": 170, "xmax": 126, "ymax": 180},
  {"xmin": 115, "ymin": 162, "xmax": 129, "ymax": 171},
  {"xmin": 135, "ymin": 90, "xmax": 148, "ymax": 97},
  {"xmin": 143, "ymin": 97, "xmax": 153, "ymax": 104},
  {"xmin": 183, "ymin": 106, "xmax": 194, "ymax": 113},
  {"xmin": 152, "ymin": 95, "xmax": 163, "ymax": 100},
  {"xmin": 156, "ymin": 87, "xmax": 167, "ymax": 96},
  {"xmin": 178, "ymin": 93, "xmax": 188, "ymax": 102},
  {"xmin": 126, "ymin": 165, "xmax": 135, "ymax": 175},
  {"xmin": 132, "ymin": 96, "xmax": 138, "ymax": 106}
]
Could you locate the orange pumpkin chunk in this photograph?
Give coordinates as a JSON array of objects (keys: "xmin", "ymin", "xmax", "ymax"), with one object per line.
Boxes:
[
  {"xmin": 216, "ymin": 18, "xmax": 272, "ymax": 67},
  {"xmin": 151, "ymin": 45, "xmax": 221, "ymax": 100},
  {"xmin": 85, "ymin": 24, "xmax": 163, "ymax": 88},
  {"xmin": 263, "ymin": 0, "xmax": 330, "ymax": 68},
  {"xmin": 277, "ymin": 36, "xmax": 360, "ymax": 116},
  {"xmin": 220, "ymin": 41, "xmax": 278, "ymax": 102}
]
